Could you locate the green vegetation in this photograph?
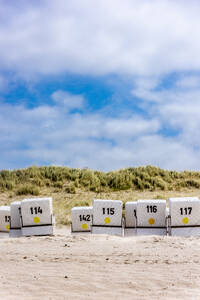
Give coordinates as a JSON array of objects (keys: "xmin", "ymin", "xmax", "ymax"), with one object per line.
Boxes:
[
  {"xmin": 0, "ymin": 165, "xmax": 200, "ymax": 194},
  {"xmin": 0, "ymin": 165, "xmax": 200, "ymax": 225}
]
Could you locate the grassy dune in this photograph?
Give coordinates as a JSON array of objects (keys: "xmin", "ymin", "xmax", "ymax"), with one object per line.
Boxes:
[{"xmin": 0, "ymin": 165, "xmax": 200, "ymax": 225}]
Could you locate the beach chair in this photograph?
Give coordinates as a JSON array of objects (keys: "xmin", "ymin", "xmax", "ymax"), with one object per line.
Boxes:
[
  {"xmin": 92, "ymin": 199, "xmax": 123, "ymax": 236},
  {"xmin": 21, "ymin": 197, "xmax": 54, "ymax": 236},
  {"xmin": 71, "ymin": 206, "xmax": 93, "ymax": 234},
  {"xmin": 0, "ymin": 206, "xmax": 10, "ymax": 233},
  {"xmin": 136, "ymin": 199, "xmax": 167, "ymax": 236},
  {"xmin": 168, "ymin": 197, "xmax": 200, "ymax": 236}
]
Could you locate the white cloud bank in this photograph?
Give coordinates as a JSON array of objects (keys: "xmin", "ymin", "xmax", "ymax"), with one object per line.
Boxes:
[
  {"xmin": 0, "ymin": 1, "xmax": 200, "ymax": 170},
  {"xmin": 0, "ymin": 93, "xmax": 161, "ymax": 170},
  {"xmin": 0, "ymin": 0, "xmax": 200, "ymax": 77},
  {"xmin": 0, "ymin": 88, "xmax": 200, "ymax": 171}
]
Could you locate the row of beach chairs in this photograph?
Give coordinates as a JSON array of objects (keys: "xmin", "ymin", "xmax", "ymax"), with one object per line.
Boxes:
[
  {"xmin": 71, "ymin": 197, "xmax": 200, "ymax": 237},
  {"xmin": 0, "ymin": 196, "xmax": 199, "ymax": 238}
]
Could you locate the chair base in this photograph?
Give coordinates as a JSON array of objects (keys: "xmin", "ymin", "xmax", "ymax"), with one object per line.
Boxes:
[
  {"xmin": 9, "ymin": 229, "xmax": 22, "ymax": 238},
  {"xmin": 71, "ymin": 229, "xmax": 91, "ymax": 235},
  {"xmin": 124, "ymin": 228, "xmax": 137, "ymax": 237},
  {"xmin": 0, "ymin": 232, "xmax": 9, "ymax": 238},
  {"xmin": 170, "ymin": 227, "xmax": 200, "ymax": 237},
  {"xmin": 92, "ymin": 226, "xmax": 123, "ymax": 236},
  {"xmin": 22, "ymin": 225, "xmax": 54, "ymax": 236},
  {"xmin": 137, "ymin": 228, "xmax": 167, "ymax": 236}
]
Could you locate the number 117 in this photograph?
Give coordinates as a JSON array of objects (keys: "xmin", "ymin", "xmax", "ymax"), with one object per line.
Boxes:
[{"xmin": 180, "ymin": 207, "xmax": 192, "ymax": 215}]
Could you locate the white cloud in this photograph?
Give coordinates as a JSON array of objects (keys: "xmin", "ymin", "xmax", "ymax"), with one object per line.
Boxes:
[
  {"xmin": 51, "ymin": 90, "xmax": 84, "ymax": 110},
  {"xmin": 103, "ymin": 117, "xmax": 160, "ymax": 139},
  {"xmin": 131, "ymin": 73, "xmax": 200, "ymax": 161},
  {"xmin": 132, "ymin": 76, "xmax": 162, "ymax": 102},
  {"xmin": 176, "ymin": 75, "xmax": 200, "ymax": 89},
  {"xmin": 0, "ymin": 0, "xmax": 200, "ymax": 78}
]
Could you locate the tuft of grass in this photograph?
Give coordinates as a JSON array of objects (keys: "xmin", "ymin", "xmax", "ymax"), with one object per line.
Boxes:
[
  {"xmin": 16, "ymin": 185, "xmax": 40, "ymax": 196},
  {"xmin": 65, "ymin": 183, "xmax": 76, "ymax": 194}
]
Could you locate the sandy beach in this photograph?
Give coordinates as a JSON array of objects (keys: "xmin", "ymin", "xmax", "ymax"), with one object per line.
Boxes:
[{"xmin": 0, "ymin": 228, "xmax": 199, "ymax": 299}]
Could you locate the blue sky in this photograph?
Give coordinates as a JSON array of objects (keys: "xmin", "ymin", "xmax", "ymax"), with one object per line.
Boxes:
[{"xmin": 1, "ymin": 0, "xmax": 200, "ymax": 171}]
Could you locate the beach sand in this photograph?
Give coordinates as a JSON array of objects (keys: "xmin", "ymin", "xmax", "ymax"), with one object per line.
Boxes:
[{"xmin": 0, "ymin": 228, "xmax": 200, "ymax": 299}]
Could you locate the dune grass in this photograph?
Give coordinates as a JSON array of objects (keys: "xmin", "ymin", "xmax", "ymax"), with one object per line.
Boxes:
[{"xmin": 0, "ymin": 165, "xmax": 200, "ymax": 225}]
